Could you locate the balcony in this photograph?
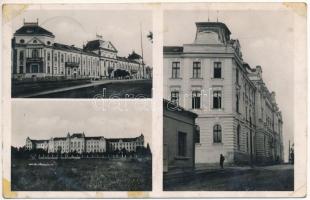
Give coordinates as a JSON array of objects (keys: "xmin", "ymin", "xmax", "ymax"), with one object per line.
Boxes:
[
  {"xmin": 65, "ymin": 62, "xmax": 79, "ymax": 68},
  {"xmin": 26, "ymin": 57, "xmax": 43, "ymax": 62}
]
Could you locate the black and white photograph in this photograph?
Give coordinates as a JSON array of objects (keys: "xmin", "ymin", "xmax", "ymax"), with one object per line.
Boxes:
[
  {"xmin": 1, "ymin": 2, "xmax": 307, "ymax": 199},
  {"xmin": 10, "ymin": 5, "xmax": 153, "ymax": 98},
  {"xmin": 11, "ymin": 101, "xmax": 152, "ymax": 191},
  {"xmin": 163, "ymin": 7, "xmax": 301, "ymax": 191}
]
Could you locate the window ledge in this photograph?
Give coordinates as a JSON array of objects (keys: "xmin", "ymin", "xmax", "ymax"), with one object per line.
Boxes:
[
  {"xmin": 170, "ymin": 77, "xmax": 182, "ymax": 80},
  {"xmin": 195, "ymin": 143, "xmax": 202, "ymax": 146},
  {"xmin": 212, "ymin": 108, "xmax": 224, "ymax": 111},
  {"xmin": 211, "ymin": 78, "xmax": 224, "ymax": 80},
  {"xmin": 190, "ymin": 108, "xmax": 202, "ymax": 111},
  {"xmin": 213, "ymin": 142, "xmax": 223, "ymax": 145},
  {"xmin": 175, "ymin": 156, "xmax": 190, "ymax": 160},
  {"xmin": 190, "ymin": 77, "xmax": 203, "ymax": 80}
]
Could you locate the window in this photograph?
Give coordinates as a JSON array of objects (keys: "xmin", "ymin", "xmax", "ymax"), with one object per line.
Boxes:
[
  {"xmin": 236, "ymin": 94, "xmax": 239, "ymax": 113},
  {"xmin": 246, "ymin": 133, "xmax": 249, "ymax": 152},
  {"xmin": 171, "ymin": 62, "xmax": 180, "ymax": 78},
  {"xmin": 195, "ymin": 125, "xmax": 200, "ymax": 144},
  {"xmin": 26, "ymin": 65, "xmax": 32, "ymax": 73},
  {"xmin": 213, "ymin": 124, "xmax": 222, "ymax": 143},
  {"xmin": 19, "ymin": 66, "xmax": 23, "ymax": 74},
  {"xmin": 178, "ymin": 132, "xmax": 187, "ymax": 156},
  {"xmin": 245, "ymin": 106, "xmax": 248, "ymax": 120},
  {"xmin": 61, "ymin": 54, "xmax": 64, "ymax": 62},
  {"xmin": 20, "ymin": 39, "xmax": 25, "ymax": 43},
  {"xmin": 237, "ymin": 124, "xmax": 241, "ymax": 150},
  {"xmin": 33, "ymin": 40, "xmax": 37, "ymax": 43},
  {"xmin": 192, "ymin": 90, "xmax": 201, "ymax": 109},
  {"xmin": 214, "ymin": 62, "xmax": 222, "ymax": 78},
  {"xmin": 55, "ymin": 54, "xmax": 57, "ymax": 61},
  {"xmin": 213, "ymin": 91, "xmax": 222, "ymax": 109},
  {"xmin": 171, "ymin": 91, "xmax": 179, "ymax": 105},
  {"xmin": 236, "ymin": 68, "xmax": 239, "ymax": 84},
  {"xmin": 193, "ymin": 62, "xmax": 201, "ymax": 78},
  {"xmin": 47, "ymin": 41, "xmax": 51, "ymax": 45},
  {"xmin": 19, "ymin": 51, "xmax": 24, "ymax": 62},
  {"xmin": 32, "ymin": 49, "xmax": 39, "ymax": 58}
]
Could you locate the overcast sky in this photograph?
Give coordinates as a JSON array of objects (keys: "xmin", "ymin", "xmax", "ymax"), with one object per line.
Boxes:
[
  {"xmin": 164, "ymin": 9, "xmax": 296, "ymax": 162},
  {"xmin": 11, "ymin": 6, "xmax": 152, "ymax": 66},
  {"xmin": 12, "ymin": 101, "xmax": 152, "ymax": 148}
]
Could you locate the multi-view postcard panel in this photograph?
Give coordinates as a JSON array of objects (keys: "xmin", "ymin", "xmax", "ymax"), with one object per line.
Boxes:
[
  {"xmin": 162, "ymin": 10, "xmax": 294, "ymax": 191},
  {"xmin": 11, "ymin": 8, "xmax": 153, "ymax": 99},
  {"xmin": 11, "ymin": 100, "xmax": 152, "ymax": 191}
]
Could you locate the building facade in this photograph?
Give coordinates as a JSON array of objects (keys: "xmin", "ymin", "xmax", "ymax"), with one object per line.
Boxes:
[
  {"xmin": 163, "ymin": 22, "xmax": 283, "ymax": 165},
  {"xmin": 12, "ymin": 20, "xmax": 149, "ymax": 80},
  {"xmin": 25, "ymin": 132, "xmax": 144, "ymax": 154},
  {"xmin": 163, "ymin": 99, "xmax": 198, "ymax": 172}
]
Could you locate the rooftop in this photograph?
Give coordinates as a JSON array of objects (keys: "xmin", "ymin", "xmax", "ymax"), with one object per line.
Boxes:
[
  {"xmin": 195, "ymin": 22, "xmax": 231, "ymax": 35},
  {"xmin": 163, "ymin": 99, "xmax": 198, "ymax": 118},
  {"xmin": 14, "ymin": 21, "xmax": 55, "ymax": 38}
]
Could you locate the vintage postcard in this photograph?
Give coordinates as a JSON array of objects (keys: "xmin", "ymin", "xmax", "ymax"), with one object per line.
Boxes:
[{"xmin": 1, "ymin": 1, "xmax": 308, "ymax": 199}]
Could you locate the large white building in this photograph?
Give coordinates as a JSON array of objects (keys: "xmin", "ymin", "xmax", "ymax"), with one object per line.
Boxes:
[
  {"xmin": 12, "ymin": 20, "xmax": 148, "ymax": 80},
  {"xmin": 164, "ymin": 22, "xmax": 283, "ymax": 165},
  {"xmin": 25, "ymin": 132, "xmax": 145, "ymax": 154}
]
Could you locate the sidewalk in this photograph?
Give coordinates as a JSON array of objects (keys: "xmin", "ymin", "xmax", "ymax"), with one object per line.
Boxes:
[{"xmin": 194, "ymin": 163, "xmax": 253, "ymax": 176}]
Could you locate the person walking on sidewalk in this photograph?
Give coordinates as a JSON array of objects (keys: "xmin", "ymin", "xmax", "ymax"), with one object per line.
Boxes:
[{"xmin": 220, "ymin": 154, "xmax": 225, "ymax": 169}]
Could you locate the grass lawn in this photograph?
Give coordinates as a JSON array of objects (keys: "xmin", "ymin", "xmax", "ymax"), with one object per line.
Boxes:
[{"xmin": 11, "ymin": 158, "xmax": 152, "ymax": 191}]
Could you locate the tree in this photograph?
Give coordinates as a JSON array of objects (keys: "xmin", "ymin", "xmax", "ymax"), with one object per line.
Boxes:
[{"xmin": 147, "ymin": 31, "xmax": 153, "ymax": 43}]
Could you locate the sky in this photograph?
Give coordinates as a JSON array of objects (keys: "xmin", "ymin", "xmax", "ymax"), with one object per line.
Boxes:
[
  {"xmin": 164, "ymin": 9, "xmax": 296, "ymax": 162},
  {"xmin": 12, "ymin": 100, "xmax": 152, "ymax": 148},
  {"xmin": 10, "ymin": 6, "xmax": 153, "ymax": 66}
]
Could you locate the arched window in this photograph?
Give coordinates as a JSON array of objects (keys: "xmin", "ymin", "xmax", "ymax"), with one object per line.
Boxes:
[
  {"xmin": 213, "ymin": 124, "xmax": 222, "ymax": 143},
  {"xmin": 237, "ymin": 124, "xmax": 241, "ymax": 150}
]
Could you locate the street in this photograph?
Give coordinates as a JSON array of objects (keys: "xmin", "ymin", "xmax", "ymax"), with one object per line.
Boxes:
[
  {"xmin": 165, "ymin": 164, "xmax": 294, "ymax": 191},
  {"xmin": 30, "ymin": 79, "xmax": 152, "ymax": 98}
]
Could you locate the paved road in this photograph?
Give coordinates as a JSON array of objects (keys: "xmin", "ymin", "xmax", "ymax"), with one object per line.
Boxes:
[
  {"xmin": 21, "ymin": 79, "xmax": 152, "ymax": 98},
  {"xmin": 22, "ymin": 79, "xmax": 143, "ymax": 98},
  {"xmin": 165, "ymin": 164, "xmax": 294, "ymax": 191}
]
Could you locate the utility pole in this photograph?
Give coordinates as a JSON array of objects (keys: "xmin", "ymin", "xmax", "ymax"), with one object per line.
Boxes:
[
  {"xmin": 288, "ymin": 140, "xmax": 290, "ymax": 163},
  {"xmin": 140, "ymin": 22, "xmax": 145, "ymax": 79}
]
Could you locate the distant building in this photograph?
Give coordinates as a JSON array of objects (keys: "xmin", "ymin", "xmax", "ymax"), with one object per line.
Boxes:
[
  {"xmin": 107, "ymin": 134, "xmax": 144, "ymax": 152},
  {"xmin": 12, "ymin": 20, "xmax": 148, "ymax": 80},
  {"xmin": 163, "ymin": 99, "xmax": 198, "ymax": 172},
  {"xmin": 164, "ymin": 21, "xmax": 284, "ymax": 165},
  {"xmin": 25, "ymin": 132, "xmax": 144, "ymax": 154}
]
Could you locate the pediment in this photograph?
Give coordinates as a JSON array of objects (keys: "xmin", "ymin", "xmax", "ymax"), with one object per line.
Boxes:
[
  {"xmin": 26, "ymin": 37, "xmax": 45, "ymax": 45},
  {"xmin": 101, "ymin": 41, "xmax": 118, "ymax": 52}
]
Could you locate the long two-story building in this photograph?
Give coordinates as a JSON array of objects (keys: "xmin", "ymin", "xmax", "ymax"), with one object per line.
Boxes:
[
  {"xmin": 12, "ymin": 20, "xmax": 149, "ymax": 80},
  {"xmin": 164, "ymin": 21, "xmax": 283, "ymax": 165}
]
